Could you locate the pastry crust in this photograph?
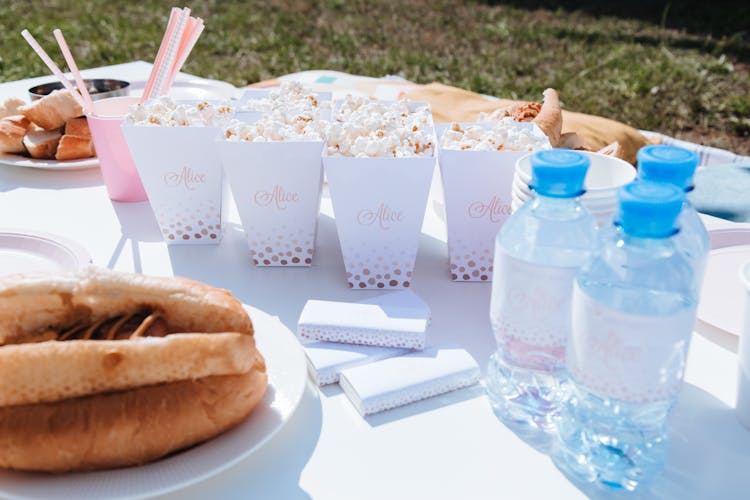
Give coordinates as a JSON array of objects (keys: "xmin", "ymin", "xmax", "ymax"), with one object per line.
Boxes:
[
  {"xmin": 23, "ymin": 129, "xmax": 61, "ymax": 159},
  {"xmin": 0, "ymin": 267, "xmax": 267, "ymax": 472},
  {"xmin": 0, "ymin": 333, "xmax": 258, "ymax": 407},
  {"xmin": 55, "ymin": 134, "xmax": 95, "ymax": 160},
  {"xmin": 0, "ymin": 97, "xmax": 25, "ymax": 120},
  {"xmin": 19, "ymin": 89, "xmax": 83, "ymax": 130},
  {"xmin": 64, "ymin": 117, "xmax": 91, "ymax": 138},
  {"xmin": 0, "ymin": 370, "xmax": 267, "ymax": 472},
  {"xmin": 533, "ymin": 88, "xmax": 562, "ymax": 147},
  {"xmin": 0, "ymin": 115, "xmax": 31, "ymax": 154},
  {"xmin": 0, "ymin": 267, "xmax": 254, "ymax": 346}
]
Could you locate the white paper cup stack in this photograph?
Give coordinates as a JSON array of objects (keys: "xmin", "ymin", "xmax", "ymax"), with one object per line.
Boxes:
[
  {"xmin": 736, "ymin": 261, "xmax": 750, "ymax": 429},
  {"xmin": 511, "ymin": 151, "xmax": 636, "ymax": 225}
]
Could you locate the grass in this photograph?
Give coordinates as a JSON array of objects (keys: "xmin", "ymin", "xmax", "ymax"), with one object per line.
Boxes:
[{"xmin": 1, "ymin": 0, "xmax": 748, "ymax": 154}]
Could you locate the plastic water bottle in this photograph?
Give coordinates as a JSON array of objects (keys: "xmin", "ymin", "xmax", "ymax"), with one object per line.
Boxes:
[
  {"xmin": 487, "ymin": 150, "xmax": 597, "ymax": 432},
  {"xmin": 553, "ymin": 181, "xmax": 697, "ymax": 491},
  {"xmin": 638, "ymin": 144, "xmax": 710, "ymax": 294}
]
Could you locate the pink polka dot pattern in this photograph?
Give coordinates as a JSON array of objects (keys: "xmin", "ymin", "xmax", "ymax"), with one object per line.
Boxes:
[
  {"xmin": 341, "ymin": 245, "xmax": 415, "ymax": 289},
  {"xmin": 156, "ymin": 200, "xmax": 222, "ymax": 245},
  {"xmin": 447, "ymin": 239, "xmax": 493, "ymax": 282},
  {"xmin": 246, "ymin": 226, "xmax": 315, "ymax": 267},
  {"xmin": 495, "ymin": 319, "xmax": 568, "ymax": 350}
]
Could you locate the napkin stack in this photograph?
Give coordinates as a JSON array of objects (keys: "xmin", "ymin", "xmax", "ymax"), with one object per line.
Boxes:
[{"xmin": 298, "ymin": 291, "xmax": 480, "ymax": 416}]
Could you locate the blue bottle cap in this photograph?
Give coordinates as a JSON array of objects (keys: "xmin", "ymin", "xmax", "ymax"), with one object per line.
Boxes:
[
  {"xmin": 637, "ymin": 145, "xmax": 699, "ymax": 191},
  {"xmin": 529, "ymin": 150, "xmax": 589, "ymax": 198},
  {"xmin": 616, "ymin": 181, "xmax": 684, "ymax": 238}
]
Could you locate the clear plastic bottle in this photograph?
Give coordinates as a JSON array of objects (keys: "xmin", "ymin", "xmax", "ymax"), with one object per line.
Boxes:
[
  {"xmin": 637, "ymin": 144, "xmax": 710, "ymax": 295},
  {"xmin": 553, "ymin": 180, "xmax": 697, "ymax": 491},
  {"xmin": 487, "ymin": 150, "xmax": 597, "ymax": 432}
]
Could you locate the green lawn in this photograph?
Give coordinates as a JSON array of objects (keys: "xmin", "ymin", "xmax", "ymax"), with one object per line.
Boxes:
[{"xmin": 2, "ymin": 0, "xmax": 748, "ymax": 154}]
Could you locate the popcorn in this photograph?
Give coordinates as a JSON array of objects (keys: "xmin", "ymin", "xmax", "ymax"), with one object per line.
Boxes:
[
  {"xmin": 326, "ymin": 96, "xmax": 435, "ymax": 158},
  {"xmin": 225, "ymin": 81, "xmax": 329, "ymax": 142},
  {"xmin": 126, "ymin": 97, "xmax": 233, "ymax": 127},
  {"xmin": 223, "ymin": 113, "xmax": 327, "ymax": 142},
  {"xmin": 440, "ymin": 119, "xmax": 551, "ymax": 152},
  {"xmin": 238, "ymin": 80, "xmax": 330, "ymax": 113}
]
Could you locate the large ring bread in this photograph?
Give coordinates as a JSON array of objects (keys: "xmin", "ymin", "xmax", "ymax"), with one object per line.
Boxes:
[{"xmin": 0, "ymin": 267, "xmax": 267, "ymax": 472}]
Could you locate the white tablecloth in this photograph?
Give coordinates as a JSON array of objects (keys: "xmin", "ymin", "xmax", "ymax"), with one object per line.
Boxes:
[{"xmin": 1, "ymin": 62, "xmax": 749, "ymax": 500}]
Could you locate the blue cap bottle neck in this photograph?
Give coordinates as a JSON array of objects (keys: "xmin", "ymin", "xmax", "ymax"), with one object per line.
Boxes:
[
  {"xmin": 639, "ymin": 175, "xmax": 695, "ymax": 193},
  {"xmin": 612, "ymin": 221, "xmax": 680, "ymax": 245},
  {"xmin": 529, "ymin": 192, "xmax": 585, "ymax": 217},
  {"xmin": 533, "ymin": 191, "xmax": 582, "ymax": 204}
]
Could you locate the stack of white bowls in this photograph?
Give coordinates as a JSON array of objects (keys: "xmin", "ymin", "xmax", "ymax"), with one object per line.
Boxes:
[{"xmin": 511, "ymin": 151, "xmax": 637, "ymax": 225}]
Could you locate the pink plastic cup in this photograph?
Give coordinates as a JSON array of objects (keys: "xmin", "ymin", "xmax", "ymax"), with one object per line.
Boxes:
[{"xmin": 87, "ymin": 96, "xmax": 148, "ymax": 202}]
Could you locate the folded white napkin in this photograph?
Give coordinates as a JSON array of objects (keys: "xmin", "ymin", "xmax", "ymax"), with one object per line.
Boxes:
[
  {"xmin": 297, "ymin": 290, "xmax": 431, "ymax": 349},
  {"xmin": 339, "ymin": 347, "xmax": 480, "ymax": 416},
  {"xmin": 303, "ymin": 341, "xmax": 412, "ymax": 386}
]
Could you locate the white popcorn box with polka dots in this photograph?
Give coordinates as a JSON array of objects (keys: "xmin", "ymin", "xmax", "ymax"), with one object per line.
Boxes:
[
  {"xmin": 122, "ymin": 123, "xmax": 224, "ymax": 245},
  {"xmin": 339, "ymin": 347, "xmax": 480, "ymax": 416},
  {"xmin": 298, "ymin": 290, "xmax": 431, "ymax": 349},
  {"xmin": 438, "ymin": 122, "xmax": 549, "ymax": 281},
  {"xmin": 324, "ymin": 154, "xmax": 436, "ymax": 289},
  {"xmin": 218, "ymin": 139, "xmax": 325, "ymax": 266}
]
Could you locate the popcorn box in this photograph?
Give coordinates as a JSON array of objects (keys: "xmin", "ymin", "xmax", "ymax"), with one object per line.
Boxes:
[
  {"xmin": 438, "ymin": 121, "xmax": 548, "ymax": 281},
  {"xmin": 218, "ymin": 139, "xmax": 325, "ymax": 266},
  {"xmin": 324, "ymin": 155, "xmax": 435, "ymax": 289},
  {"xmin": 121, "ymin": 123, "xmax": 224, "ymax": 245}
]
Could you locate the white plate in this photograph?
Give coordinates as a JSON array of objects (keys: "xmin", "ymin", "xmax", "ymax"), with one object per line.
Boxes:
[
  {"xmin": 0, "ymin": 306, "xmax": 307, "ymax": 500},
  {"xmin": 0, "ymin": 153, "xmax": 98, "ymax": 171},
  {"xmin": 0, "ymin": 229, "xmax": 91, "ymax": 276},
  {"xmin": 697, "ymin": 227, "xmax": 750, "ymax": 337},
  {"xmin": 0, "ymin": 78, "xmax": 238, "ymax": 172},
  {"xmin": 129, "ymin": 78, "xmax": 240, "ymax": 101}
]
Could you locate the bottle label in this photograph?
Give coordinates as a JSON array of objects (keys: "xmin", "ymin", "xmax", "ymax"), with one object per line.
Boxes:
[
  {"xmin": 567, "ymin": 283, "xmax": 695, "ymax": 403},
  {"xmin": 491, "ymin": 247, "xmax": 579, "ymax": 353}
]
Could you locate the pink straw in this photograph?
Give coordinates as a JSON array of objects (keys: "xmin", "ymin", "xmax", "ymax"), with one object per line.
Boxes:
[
  {"xmin": 165, "ymin": 17, "xmax": 204, "ymax": 90},
  {"xmin": 151, "ymin": 7, "xmax": 190, "ymax": 98},
  {"xmin": 141, "ymin": 7, "xmax": 180, "ymax": 103},
  {"xmin": 53, "ymin": 29, "xmax": 94, "ymax": 114},
  {"xmin": 20, "ymin": 30, "xmax": 86, "ymax": 108}
]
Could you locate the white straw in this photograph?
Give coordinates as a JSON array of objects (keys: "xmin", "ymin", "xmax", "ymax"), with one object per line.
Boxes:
[
  {"xmin": 53, "ymin": 29, "xmax": 94, "ymax": 114},
  {"xmin": 20, "ymin": 30, "xmax": 86, "ymax": 108}
]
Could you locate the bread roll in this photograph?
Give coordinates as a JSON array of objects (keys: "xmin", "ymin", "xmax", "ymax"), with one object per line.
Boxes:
[
  {"xmin": 19, "ymin": 89, "xmax": 83, "ymax": 130},
  {"xmin": 0, "ymin": 267, "xmax": 268, "ymax": 472},
  {"xmin": 55, "ymin": 134, "xmax": 95, "ymax": 160},
  {"xmin": 0, "ymin": 115, "xmax": 31, "ymax": 154},
  {"xmin": 0, "ymin": 371, "xmax": 266, "ymax": 472},
  {"xmin": 64, "ymin": 116, "xmax": 91, "ymax": 138},
  {"xmin": 0, "ymin": 97, "xmax": 25, "ymax": 120},
  {"xmin": 23, "ymin": 129, "xmax": 61, "ymax": 159}
]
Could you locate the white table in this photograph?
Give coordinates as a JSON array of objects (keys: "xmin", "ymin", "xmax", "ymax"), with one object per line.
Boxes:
[{"xmin": 1, "ymin": 62, "xmax": 749, "ymax": 500}]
